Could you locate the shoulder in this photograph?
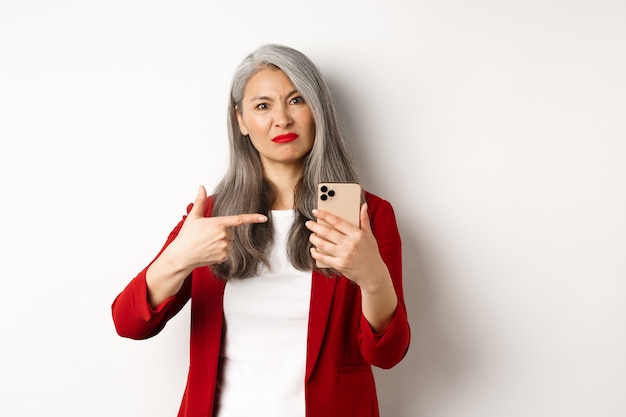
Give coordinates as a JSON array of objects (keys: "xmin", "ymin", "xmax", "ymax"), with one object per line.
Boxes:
[
  {"xmin": 364, "ymin": 191, "xmax": 400, "ymax": 238},
  {"xmin": 364, "ymin": 191, "xmax": 395, "ymax": 218}
]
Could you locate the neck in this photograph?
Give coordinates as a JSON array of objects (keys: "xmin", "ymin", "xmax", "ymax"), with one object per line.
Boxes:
[{"xmin": 263, "ymin": 163, "xmax": 303, "ymax": 210}]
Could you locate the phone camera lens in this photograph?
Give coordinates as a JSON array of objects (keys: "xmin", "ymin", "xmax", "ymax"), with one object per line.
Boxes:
[
  {"xmin": 320, "ymin": 186, "xmax": 328, "ymax": 193},
  {"xmin": 328, "ymin": 190, "xmax": 335, "ymax": 197},
  {"xmin": 320, "ymin": 194, "xmax": 328, "ymax": 201}
]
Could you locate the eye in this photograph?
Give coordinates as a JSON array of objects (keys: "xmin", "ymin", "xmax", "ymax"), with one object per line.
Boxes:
[
  {"xmin": 289, "ymin": 96, "xmax": 305, "ymax": 105},
  {"xmin": 255, "ymin": 102, "xmax": 269, "ymax": 110}
]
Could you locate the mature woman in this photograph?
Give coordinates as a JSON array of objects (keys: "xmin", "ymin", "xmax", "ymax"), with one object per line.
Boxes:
[{"xmin": 112, "ymin": 44, "xmax": 410, "ymax": 417}]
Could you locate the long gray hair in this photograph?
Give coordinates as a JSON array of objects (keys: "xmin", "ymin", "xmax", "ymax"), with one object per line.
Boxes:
[{"xmin": 211, "ymin": 44, "xmax": 362, "ymax": 279}]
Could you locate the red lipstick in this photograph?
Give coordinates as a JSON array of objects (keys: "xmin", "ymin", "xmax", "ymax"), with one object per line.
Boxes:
[{"xmin": 272, "ymin": 133, "xmax": 299, "ymax": 143}]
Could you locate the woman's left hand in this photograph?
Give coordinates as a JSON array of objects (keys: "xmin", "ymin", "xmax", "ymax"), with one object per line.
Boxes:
[
  {"xmin": 306, "ymin": 203, "xmax": 389, "ymax": 289},
  {"xmin": 307, "ymin": 202, "xmax": 399, "ymax": 332}
]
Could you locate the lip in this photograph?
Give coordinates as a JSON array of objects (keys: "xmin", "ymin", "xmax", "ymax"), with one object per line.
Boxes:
[{"xmin": 272, "ymin": 133, "xmax": 299, "ymax": 143}]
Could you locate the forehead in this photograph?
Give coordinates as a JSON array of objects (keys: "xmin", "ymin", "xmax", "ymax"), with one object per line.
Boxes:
[{"xmin": 243, "ymin": 68, "xmax": 297, "ymax": 99}]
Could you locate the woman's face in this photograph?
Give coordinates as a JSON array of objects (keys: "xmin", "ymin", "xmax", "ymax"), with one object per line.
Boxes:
[{"xmin": 236, "ymin": 68, "xmax": 316, "ymax": 173}]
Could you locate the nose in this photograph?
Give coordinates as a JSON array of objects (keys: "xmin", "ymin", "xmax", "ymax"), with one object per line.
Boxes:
[{"xmin": 273, "ymin": 104, "xmax": 293, "ymax": 128}]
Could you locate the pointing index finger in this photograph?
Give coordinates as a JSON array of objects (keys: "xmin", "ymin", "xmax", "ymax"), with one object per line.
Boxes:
[{"xmin": 218, "ymin": 213, "xmax": 268, "ymax": 227}]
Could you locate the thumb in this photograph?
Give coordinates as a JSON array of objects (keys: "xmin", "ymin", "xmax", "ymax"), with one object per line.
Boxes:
[
  {"xmin": 359, "ymin": 203, "xmax": 372, "ymax": 233},
  {"xmin": 189, "ymin": 185, "xmax": 208, "ymax": 218}
]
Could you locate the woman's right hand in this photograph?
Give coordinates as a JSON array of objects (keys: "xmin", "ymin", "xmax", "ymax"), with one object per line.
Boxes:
[
  {"xmin": 145, "ymin": 185, "xmax": 267, "ymax": 306},
  {"xmin": 170, "ymin": 185, "xmax": 268, "ymax": 269}
]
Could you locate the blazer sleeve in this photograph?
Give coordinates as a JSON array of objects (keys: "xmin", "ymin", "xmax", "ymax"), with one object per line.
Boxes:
[
  {"xmin": 357, "ymin": 195, "xmax": 411, "ymax": 369},
  {"xmin": 111, "ymin": 199, "xmax": 209, "ymax": 340}
]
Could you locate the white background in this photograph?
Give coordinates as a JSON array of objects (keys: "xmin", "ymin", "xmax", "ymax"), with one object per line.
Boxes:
[{"xmin": 1, "ymin": 1, "xmax": 625, "ymax": 416}]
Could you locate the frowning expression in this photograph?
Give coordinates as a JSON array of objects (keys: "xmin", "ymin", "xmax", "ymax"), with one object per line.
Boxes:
[{"xmin": 236, "ymin": 68, "xmax": 316, "ymax": 172}]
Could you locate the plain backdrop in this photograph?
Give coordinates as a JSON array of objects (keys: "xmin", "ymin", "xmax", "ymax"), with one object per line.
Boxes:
[{"xmin": 1, "ymin": 1, "xmax": 625, "ymax": 416}]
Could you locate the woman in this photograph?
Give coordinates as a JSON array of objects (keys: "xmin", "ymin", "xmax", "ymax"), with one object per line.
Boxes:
[{"xmin": 112, "ymin": 44, "xmax": 410, "ymax": 417}]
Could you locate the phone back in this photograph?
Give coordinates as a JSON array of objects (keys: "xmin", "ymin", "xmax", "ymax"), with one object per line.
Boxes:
[
  {"xmin": 317, "ymin": 182, "xmax": 361, "ymax": 227},
  {"xmin": 316, "ymin": 183, "xmax": 361, "ymax": 268}
]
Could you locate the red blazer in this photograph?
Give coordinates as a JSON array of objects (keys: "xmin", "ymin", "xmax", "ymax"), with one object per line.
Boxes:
[{"xmin": 112, "ymin": 192, "xmax": 410, "ymax": 417}]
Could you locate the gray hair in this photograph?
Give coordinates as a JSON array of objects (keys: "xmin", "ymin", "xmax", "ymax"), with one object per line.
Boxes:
[{"xmin": 212, "ymin": 44, "xmax": 362, "ymax": 279}]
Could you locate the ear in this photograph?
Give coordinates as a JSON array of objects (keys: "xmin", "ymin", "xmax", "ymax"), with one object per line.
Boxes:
[{"xmin": 235, "ymin": 105, "xmax": 249, "ymax": 136}]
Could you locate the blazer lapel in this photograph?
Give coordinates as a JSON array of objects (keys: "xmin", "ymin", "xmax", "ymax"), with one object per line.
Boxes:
[{"xmin": 305, "ymin": 271, "xmax": 337, "ymax": 380}]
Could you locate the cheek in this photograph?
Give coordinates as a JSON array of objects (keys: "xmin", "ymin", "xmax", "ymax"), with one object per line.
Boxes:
[
  {"xmin": 255, "ymin": 113, "xmax": 273, "ymax": 127},
  {"xmin": 240, "ymin": 114, "xmax": 265, "ymax": 137},
  {"xmin": 304, "ymin": 110, "xmax": 316, "ymax": 135}
]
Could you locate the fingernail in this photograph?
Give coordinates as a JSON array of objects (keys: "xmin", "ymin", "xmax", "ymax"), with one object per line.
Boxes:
[{"xmin": 259, "ymin": 215, "xmax": 268, "ymax": 222}]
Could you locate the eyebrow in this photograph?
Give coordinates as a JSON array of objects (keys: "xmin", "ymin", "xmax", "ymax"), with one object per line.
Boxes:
[{"xmin": 249, "ymin": 89, "xmax": 300, "ymax": 102}]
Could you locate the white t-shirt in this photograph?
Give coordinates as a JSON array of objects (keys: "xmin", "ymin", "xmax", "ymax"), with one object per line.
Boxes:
[{"xmin": 216, "ymin": 209, "xmax": 312, "ymax": 417}]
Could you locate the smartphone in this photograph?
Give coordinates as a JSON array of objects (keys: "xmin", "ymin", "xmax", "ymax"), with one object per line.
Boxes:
[{"xmin": 315, "ymin": 182, "xmax": 362, "ymax": 268}]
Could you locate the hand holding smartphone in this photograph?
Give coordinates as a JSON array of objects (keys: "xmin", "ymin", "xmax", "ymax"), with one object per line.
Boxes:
[{"xmin": 315, "ymin": 182, "xmax": 361, "ymax": 268}]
